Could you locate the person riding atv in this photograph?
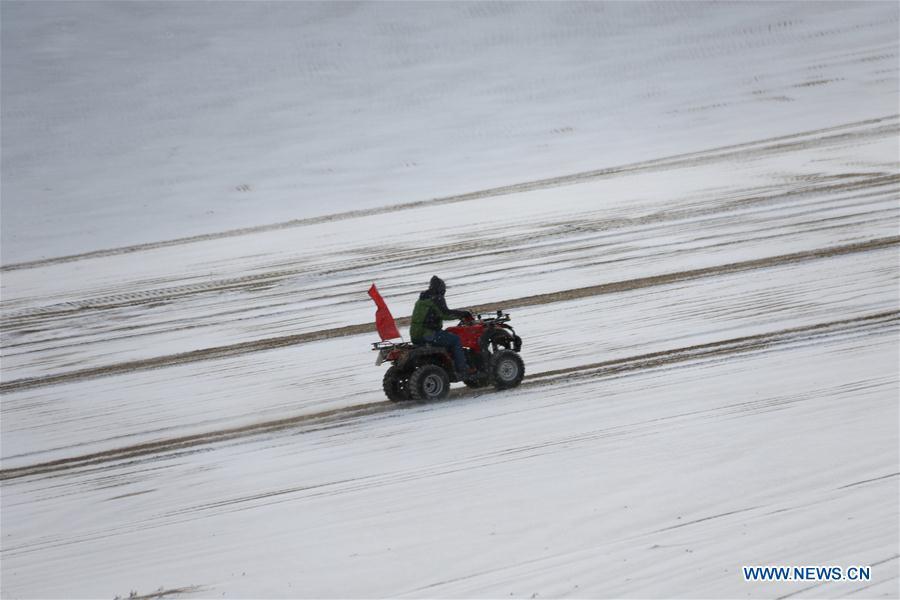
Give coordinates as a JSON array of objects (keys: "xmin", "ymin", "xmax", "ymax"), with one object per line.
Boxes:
[
  {"xmin": 410, "ymin": 276, "xmax": 474, "ymax": 378},
  {"xmin": 370, "ymin": 279, "xmax": 524, "ymax": 402}
]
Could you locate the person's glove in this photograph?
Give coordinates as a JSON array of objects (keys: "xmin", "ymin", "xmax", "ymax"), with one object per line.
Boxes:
[{"xmin": 459, "ymin": 310, "xmax": 474, "ymax": 321}]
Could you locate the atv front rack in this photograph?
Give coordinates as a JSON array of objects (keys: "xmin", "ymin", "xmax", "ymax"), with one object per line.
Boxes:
[{"xmin": 471, "ymin": 310, "xmax": 511, "ymax": 325}]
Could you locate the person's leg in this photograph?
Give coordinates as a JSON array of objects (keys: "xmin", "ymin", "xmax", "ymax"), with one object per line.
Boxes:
[{"xmin": 432, "ymin": 330, "xmax": 468, "ymax": 374}]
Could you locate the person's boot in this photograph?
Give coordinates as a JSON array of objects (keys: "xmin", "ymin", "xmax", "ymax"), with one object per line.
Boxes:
[{"xmin": 456, "ymin": 365, "xmax": 477, "ymax": 380}]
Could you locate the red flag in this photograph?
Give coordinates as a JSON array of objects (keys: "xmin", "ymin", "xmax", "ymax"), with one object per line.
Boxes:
[{"xmin": 368, "ymin": 284, "xmax": 401, "ymax": 341}]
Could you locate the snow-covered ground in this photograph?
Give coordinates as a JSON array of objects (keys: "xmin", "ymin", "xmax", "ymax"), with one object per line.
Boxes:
[
  {"xmin": 2, "ymin": 1, "xmax": 897, "ymax": 264},
  {"xmin": 1, "ymin": 2, "xmax": 898, "ymax": 599}
]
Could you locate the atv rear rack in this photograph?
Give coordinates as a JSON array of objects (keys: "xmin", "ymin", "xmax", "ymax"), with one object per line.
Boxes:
[{"xmin": 371, "ymin": 340, "xmax": 413, "ymax": 351}]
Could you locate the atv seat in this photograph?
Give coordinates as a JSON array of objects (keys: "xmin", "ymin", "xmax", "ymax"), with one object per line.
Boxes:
[{"xmin": 412, "ymin": 337, "xmax": 446, "ymax": 349}]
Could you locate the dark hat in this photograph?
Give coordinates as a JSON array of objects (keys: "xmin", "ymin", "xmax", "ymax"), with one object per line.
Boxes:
[{"xmin": 428, "ymin": 275, "xmax": 446, "ymax": 295}]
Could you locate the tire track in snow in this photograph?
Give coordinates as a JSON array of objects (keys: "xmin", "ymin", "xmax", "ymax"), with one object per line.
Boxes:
[
  {"xmin": 2, "ymin": 115, "xmax": 895, "ymax": 273},
  {"xmin": 0, "ymin": 172, "xmax": 900, "ymax": 324},
  {"xmin": 1, "ymin": 236, "xmax": 896, "ymax": 394},
  {"xmin": 5, "ymin": 170, "xmax": 895, "ymax": 325},
  {"xmin": 1, "ymin": 310, "xmax": 894, "ymax": 481}
]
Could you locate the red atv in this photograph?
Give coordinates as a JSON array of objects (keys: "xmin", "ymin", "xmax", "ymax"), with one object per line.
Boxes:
[{"xmin": 372, "ymin": 310, "xmax": 525, "ymax": 402}]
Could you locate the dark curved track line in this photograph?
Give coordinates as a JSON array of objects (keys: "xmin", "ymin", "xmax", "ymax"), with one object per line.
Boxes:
[
  {"xmin": 1, "ymin": 236, "xmax": 895, "ymax": 394},
  {"xmin": 2, "ymin": 115, "xmax": 895, "ymax": 273},
  {"xmin": 2, "ymin": 310, "xmax": 895, "ymax": 481}
]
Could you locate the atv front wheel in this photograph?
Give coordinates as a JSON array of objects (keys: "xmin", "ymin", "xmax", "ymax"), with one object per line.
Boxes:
[
  {"xmin": 382, "ymin": 366, "xmax": 410, "ymax": 402},
  {"xmin": 490, "ymin": 350, "xmax": 525, "ymax": 390},
  {"xmin": 408, "ymin": 364, "xmax": 450, "ymax": 402}
]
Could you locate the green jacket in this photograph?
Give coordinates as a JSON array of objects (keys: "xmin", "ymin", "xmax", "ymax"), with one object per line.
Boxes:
[{"xmin": 410, "ymin": 292, "xmax": 465, "ymax": 341}]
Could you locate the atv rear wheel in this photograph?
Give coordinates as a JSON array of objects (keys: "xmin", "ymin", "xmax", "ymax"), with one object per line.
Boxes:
[
  {"xmin": 408, "ymin": 364, "xmax": 450, "ymax": 402},
  {"xmin": 382, "ymin": 366, "xmax": 410, "ymax": 402},
  {"xmin": 490, "ymin": 350, "xmax": 525, "ymax": 390}
]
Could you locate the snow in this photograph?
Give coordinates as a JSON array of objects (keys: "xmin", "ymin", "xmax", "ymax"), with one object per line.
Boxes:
[
  {"xmin": 3, "ymin": 328, "xmax": 897, "ymax": 599},
  {"xmin": 1, "ymin": 2, "xmax": 898, "ymax": 599},
  {"xmin": 2, "ymin": 2, "xmax": 897, "ymax": 263}
]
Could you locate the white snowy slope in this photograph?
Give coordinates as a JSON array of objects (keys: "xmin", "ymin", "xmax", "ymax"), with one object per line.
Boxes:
[
  {"xmin": 2, "ymin": 246, "xmax": 897, "ymax": 469},
  {"xmin": 1, "ymin": 2, "xmax": 899, "ymax": 599},
  {"xmin": 1, "ymin": 1, "xmax": 897, "ymax": 263},
  {"xmin": 2, "ymin": 323, "xmax": 898, "ymax": 599},
  {"xmin": 1, "ymin": 119, "xmax": 897, "ymax": 381}
]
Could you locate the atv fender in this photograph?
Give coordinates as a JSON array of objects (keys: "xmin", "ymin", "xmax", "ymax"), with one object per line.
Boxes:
[
  {"xmin": 396, "ymin": 345, "xmax": 454, "ymax": 371},
  {"xmin": 480, "ymin": 329, "xmax": 521, "ymax": 353}
]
